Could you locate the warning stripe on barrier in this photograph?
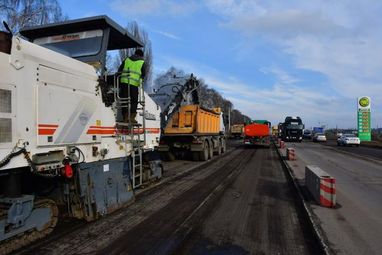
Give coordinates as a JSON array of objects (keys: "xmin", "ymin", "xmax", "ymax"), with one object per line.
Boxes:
[
  {"xmin": 320, "ymin": 184, "xmax": 335, "ymax": 194},
  {"xmin": 320, "ymin": 195, "xmax": 335, "ymax": 207},
  {"xmin": 287, "ymin": 147, "xmax": 296, "ymax": 160},
  {"xmin": 319, "ymin": 177, "xmax": 336, "ymax": 207}
]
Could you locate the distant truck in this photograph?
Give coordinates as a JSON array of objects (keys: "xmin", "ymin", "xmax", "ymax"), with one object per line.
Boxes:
[
  {"xmin": 230, "ymin": 124, "xmax": 244, "ymax": 139},
  {"xmin": 281, "ymin": 116, "xmax": 304, "ymax": 142},
  {"xmin": 278, "ymin": 122, "xmax": 284, "ymax": 138},
  {"xmin": 271, "ymin": 125, "xmax": 279, "ymax": 138},
  {"xmin": 243, "ymin": 120, "xmax": 271, "ymax": 147},
  {"xmin": 303, "ymin": 129, "xmax": 312, "ymax": 139}
]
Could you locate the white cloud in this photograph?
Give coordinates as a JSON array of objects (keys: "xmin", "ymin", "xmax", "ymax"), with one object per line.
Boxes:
[
  {"xmin": 110, "ymin": 0, "xmax": 198, "ymax": 17},
  {"xmin": 204, "ymin": 1, "xmax": 382, "ymax": 92},
  {"xmin": 155, "ymin": 30, "xmax": 182, "ymax": 41},
  {"xmin": 260, "ymin": 66, "xmax": 300, "ymax": 85}
]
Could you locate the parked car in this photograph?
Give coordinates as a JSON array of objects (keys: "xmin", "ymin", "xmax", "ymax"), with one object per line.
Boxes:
[
  {"xmin": 337, "ymin": 134, "xmax": 360, "ymax": 147},
  {"xmin": 313, "ymin": 133, "xmax": 327, "ymax": 142},
  {"xmin": 303, "ymin": 130, "xmax": 312, "ymax": 139}
]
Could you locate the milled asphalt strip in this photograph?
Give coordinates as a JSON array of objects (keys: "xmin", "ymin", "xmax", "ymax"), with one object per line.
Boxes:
[
  {"xmin": 274, "ymin": 142, "xmax": 331, "ymax": 255},
  {"xmin": 135, "ymin": 146, "xmax": 236, "ymax": 199},
  {"xmin": 96, "ymin": 148, "xmax": 253, "ymax": 255},
  {"xmin": 162, "ymin": 150, "xmax": 255, "ymax": 255}
]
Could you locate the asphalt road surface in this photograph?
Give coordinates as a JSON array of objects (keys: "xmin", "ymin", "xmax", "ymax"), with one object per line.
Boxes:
[
  {"xmin": 180, "ymin": 146, "xmax": 321, "ymax": 255},
  {"xmin": 289, "ymin": 141, "xmax": 382, "ymax": 255},
  {"xmin": 317, "ymin": 139, "xmax": 382, "ymax": 162},
  {"xmin": 15, "ymin": 144, "xmax": 321, "ymax": 255}
]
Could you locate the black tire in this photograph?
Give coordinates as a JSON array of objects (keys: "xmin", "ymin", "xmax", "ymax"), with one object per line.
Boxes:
[
  {"xmin": 215, "ymin": 140, "xmax": 222, "ymax": 155},
  {"xmin": 208, "ymin": 141, "xmax": 213, "ymax": 159},
  {"xmin": 199, "ymin": 141, "xmax": 209, "ymax": 161},
  {"xmin": 221, "ymin": 138, "xmax": 226, "ymax": 153}
]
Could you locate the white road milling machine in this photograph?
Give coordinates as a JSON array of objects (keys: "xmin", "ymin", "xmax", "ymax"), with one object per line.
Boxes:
[{"xmin": 0, "ymin": 16, "xmax": 162, "ymax": 253}]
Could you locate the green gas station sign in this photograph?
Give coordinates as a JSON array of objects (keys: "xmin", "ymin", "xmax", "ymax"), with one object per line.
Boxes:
[{"xmin": 357, "ymin": 96, "xmax": 371, "ymax": 141}]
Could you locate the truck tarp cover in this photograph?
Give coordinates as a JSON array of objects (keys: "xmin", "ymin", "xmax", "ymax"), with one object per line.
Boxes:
[{"xmin": 244, "ymin": 123, "xmax": 269, "ymax": 137}]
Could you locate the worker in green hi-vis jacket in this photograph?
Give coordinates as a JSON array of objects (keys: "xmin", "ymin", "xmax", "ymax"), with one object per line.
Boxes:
[{"xmin": 119, "ymin": 49, "xmax": 146, "ymax": 123}]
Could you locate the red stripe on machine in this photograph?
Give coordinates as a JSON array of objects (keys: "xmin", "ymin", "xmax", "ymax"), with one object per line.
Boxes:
[
  {"xmin": 38, "ymin": 129, "xmax": 56, "ymax": 135},
  {"xmin": 87, "ymin": 126, "xmax": 116, "ymax": 135},
  {"xmin": 145, "ymin": 128, "xmax": 160, "ymax": 134},
  {"xmin": 38, "ymin": 124, "xmax": 58, "ymax": 135}
]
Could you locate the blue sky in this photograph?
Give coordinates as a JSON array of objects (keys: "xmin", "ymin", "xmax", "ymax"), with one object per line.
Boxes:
[{"xmin": 58, "ymin": 0, "xmax": 382, "ymax": 129}]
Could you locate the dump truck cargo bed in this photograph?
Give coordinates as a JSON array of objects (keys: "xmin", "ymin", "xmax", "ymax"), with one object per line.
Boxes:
[
  {"xmin": 164, "ymin": 105, "xmax": 221, "ymax": 135},
  {"xmin": 244, "ymin": 123, "xmax": 270, "ymax": 137}
]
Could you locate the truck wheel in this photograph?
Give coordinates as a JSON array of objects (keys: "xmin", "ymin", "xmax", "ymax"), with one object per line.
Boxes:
[
  {"xmin": 215, "ymin": 140, "xmax": 222, "ymax": 155},
  {"xmin": 221, "ymin": 139, "xmax": 226, "ymax": 153},
  {"xmin": 199, "ymin": 141, "xmax": 209, "ymax": 161},
  {"xmin": 208, "ymin": 141, "xmax": 213, "ymax": 159}
]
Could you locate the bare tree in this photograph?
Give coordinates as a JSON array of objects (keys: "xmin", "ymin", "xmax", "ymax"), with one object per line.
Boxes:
[
  {"xmin": 0, "ymin": 0, "xmax": 66, "ymax": 33},
  {"xmin": 153, "ymin": 66, "xmax": 249, "ymax": 122},
  {"xmin": 116, "ymin": 21, "xmax": 153, "ymax": 89}
]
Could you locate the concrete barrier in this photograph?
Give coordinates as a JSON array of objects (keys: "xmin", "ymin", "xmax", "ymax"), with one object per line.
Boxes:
[
  {"xmin": 305, "ymin": 165, "xmax": 336, "ymax": 208},
  {"xmin": 286, "ymin": 147, "xmax": 296, "ymax": 160}
]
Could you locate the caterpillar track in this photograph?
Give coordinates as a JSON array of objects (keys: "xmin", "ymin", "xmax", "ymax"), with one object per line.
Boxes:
[{"xmin": 0, "ymin": 199, "xmax": 58, "ymax": 255}]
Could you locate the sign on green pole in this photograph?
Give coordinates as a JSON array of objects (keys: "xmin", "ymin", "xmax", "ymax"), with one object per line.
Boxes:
[{"xmin": 357, "ymin": 96, "xmax": 371, "ymax": 141}]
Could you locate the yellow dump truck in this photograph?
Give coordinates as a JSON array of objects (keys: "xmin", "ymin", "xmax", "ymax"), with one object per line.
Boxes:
[
  {"xmin": 271, "ymin": 125, "xmax": 279, "ymax": 138},
  {"xmin": 230, "ymin": 124, "xmax": 244, "ymax": 138},
  {"xmin": 158, "ymin": 105, "xmax": 226, "ymax": 161}
]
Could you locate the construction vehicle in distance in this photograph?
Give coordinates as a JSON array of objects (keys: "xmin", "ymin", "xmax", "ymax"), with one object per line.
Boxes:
[
  {"xmin": 155, "ymin": 75, "xmax": 227, "ymax": 161},
  {"xmin": 243, "ymin": 120, "xmax": 271, "ymax": 147},
  {"xmin": 278, "ymin": 122, "xmax": 283, "ymax": 139},
  {"xmin": 0, "ymin": 16, "xmax": 162, "ymax": 253},
  {"xmin": 281, "ymin": 116, "xmax": 304, "ymax": 142},
  {"xmin": 271, "ymin": 125, "xmax": 279, "ymax": 138},
  {"xmin": 230, "ymin": 124, "xmax": 244, "ymax": 139}
]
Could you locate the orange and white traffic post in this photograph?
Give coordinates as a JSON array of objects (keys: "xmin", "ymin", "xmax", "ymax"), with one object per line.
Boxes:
[
  {"xmin": 287, "ymin": 147, "xmax": 296, "ymax": 160},
  {"xmin": 305, "ymin": 165, "xmax": 336, "ymax": 208},
  {"xmin": 320, "ymin": 177, "xmax": 336, "ymax": 207}
]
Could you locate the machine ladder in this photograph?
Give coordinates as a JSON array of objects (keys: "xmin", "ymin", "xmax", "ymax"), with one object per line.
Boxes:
[{"xmin": 112, "ymin": 71, "xmax": 147, "ymax": 188}]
